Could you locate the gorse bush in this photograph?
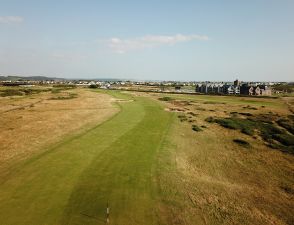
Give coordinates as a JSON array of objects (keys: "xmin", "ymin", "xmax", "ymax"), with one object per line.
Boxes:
[
  {"xmin": 89, "ymin": 84, "xmax": 98, "ymax": 88},
  {"xmin": 233, "ymin": 139, "xmax": 251, "ymax": 148},
  {"xmin": 0, "ymin": 89, "xmax": 23, "ymax": 97},
  {"xmin": 205, "ymin": 116, "xmax": 215, "ymax": 123},
  {"xmin": 192, "ymin": 124, "xmax": 202, "ymax": 132},
  {"xmin": 272, "ymin": 133, "xmax": 294, "ymax": 146},
  {"xmin": 277, "ymin": 118, "xmax": 294, "ymax": 134},
  {"xmin": 158, "ymin": 96, "xmax": 173, "ymax": 101},
  {"xmin": 206, "ymin": 114, "xmax": 294, "ymax": 153},
  {"xmin": 178, "ymin": 114, "xmax": 187, "ymax": 122},
  {"xmin": 0, "ymin": 88, "xmax": 49, "ymax": 97}
]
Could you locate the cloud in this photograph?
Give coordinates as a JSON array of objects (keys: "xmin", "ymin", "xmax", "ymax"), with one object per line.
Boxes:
[
  {"xmin": 108, "ymin": 34, "xmax": 209, "ymax": 53},
  {"xmin": 0, "ymin": 16, "xmax": 24, "ymax": 24}
]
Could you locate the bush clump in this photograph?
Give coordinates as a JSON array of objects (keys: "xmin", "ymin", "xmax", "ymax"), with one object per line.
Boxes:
[
  {"xmin": 259, "ymin": 123, "xmax": 285, "ymax": 142},
  {"xmin": 89, "ymin": 84, "xmax": 98, "ymax": 88},
  {"xmin": 214, "ymin": 118, "xmax": 240, "ymax": 130},
  {"xmin": 178, "ymin": 114, "xmax": 187, "ymax": 122},
  {"xmin": 0, "ymin": 89, "xmax": 24, "ymax": 97},
  {"xmin": 210, "ymin": 115, "xmax": 294, "ymax": 150},
  {"xmin": 192, "ymin": 124, "xmax": 203, "ymax": 132},
  {"xmin": 52, "ymin": 84, "xmax": 76, "ymax": 89},
  {"xmin": 203, "ymin": 101, "xmax": 226, "ymax": 104},
  {"xmin": 233, "ymin": 139, "xmax": 251, "ymax": 148},
  {"xmin": 188, "ymin": 112, "xmax": 198, "ymax": 116},
  {"xmin": 212, "ymin": 117, "xmax": 255, "ymax": 136},
  {"xmin": 272, "ymin": 133, "xmax": 294, "ymax": 146},
  {"xmin": 243, "ymin": 105, "xmax": 258, "ymax": 110},
  {"xmin": 0, "ymin": 88, "xmax": 49, "ymax": 97},
  {"xmin": 49, "ymin": 93, "xmax": 77, "ymax": 100},
  {"xmin": 276, "ymin": 118, "xmax": 294, "ymax": 134},
  {"xmin": 158, "ymin": 96, "xmax": 173, "ymax": 101},
  {"xmin": 239, "ymin": 112, "xmax": 253, "ymax": 116},
  {"xmin": 205, "ymin": 116, "xmax": 215, "ymax": 123},
  {"xmin": 288, "ymin": 115, "xmax": 294, "ymax": 121}
]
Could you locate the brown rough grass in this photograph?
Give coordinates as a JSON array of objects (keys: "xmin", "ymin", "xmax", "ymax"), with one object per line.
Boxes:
[
  {"xmin": 145, "ymin": 92, "xmax": 294, "ymax": 225},
  {"xmin": 0, "ymin": 88, "xmax": 118, "ymax": 169}
]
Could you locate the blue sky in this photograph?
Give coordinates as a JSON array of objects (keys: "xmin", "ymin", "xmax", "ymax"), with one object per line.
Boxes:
[{"xmin": 0, "ymin": 0, "xmax": 293, "ymax": 81}]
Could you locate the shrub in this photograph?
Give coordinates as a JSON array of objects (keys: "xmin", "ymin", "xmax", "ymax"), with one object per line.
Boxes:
[
  {"xmin": 205, "ymin": 115, "xmax": 292, "ymax": 150},
  {"xmin": 214, "ymin": 118, "xmax": 240, "ymax": 130},
  {"xmin": 211, "ymin": 117, "xmax": 255, "ymax": 136},
  {"xmin": 188, "ymin": 112, "xmax": 198, "ymax": 116},
  {"xmin": 51, "ymin": 88, "xmax": 61, "ymax": 94},
  {"xmin": 233, "ymin": 139, "xmax": 250, "ymax": 148},
  {"xmin": 192, "ymin": 125, "xmax": 202, "ymax": 132},
  {"xmin": 49, "ymin": 93, "xmax": 77, "ymax": 100},
  {"xmin": 0, "ymin": 89, "xmax": 23, "ymax": 97},
  {"xmin": 280, "ymin": 185, "xmax": 294, "ymax": 194},
  {"xmin": 239, "ymin": 112, "xmax": 253, "ymax": 116},
  {"xmin": 158, "ymin": 96, "xmax": 173, "ymax": 101},
  {"xmin": 288, "ymin": 115, "xmax": 294, "ymax": 121},
  {"xmin": 195, "ymin": 107, "xmax": 206, "ymax": 111},
  {"xmin": 205, "ymin": 116, "xmax": 215, "ymax": 123},
  {"xmin": 241, "ymin": 127, "xmax": 254, "ymax": 135},
  {"xmin": 89, "ymin": 84, "xmax": 98, "ymax": 88},
  {"xmin": 247, "ymin": 114, "xmax": 276, "ymax": 124},
  {"xmin": 53, "ymin": 84, "xmax": 76, "ymax": 89},
  {"xmin": 243, "ymin": 105, "xmax": 258, "ymax": 110},
  {"xmin": 276, "ymin": 118, "xmax": 294, "ymax": 134},
  {"xmin": 259, "ymin": 123, "xmax": 285, "ymax": 141},
  {"xmin": 178, "ymin": 115, "xmax": 187, "ymax": 122},
  {"xmin": 272, "ymin": 134, "xmax": 294, "ymax": 146}
]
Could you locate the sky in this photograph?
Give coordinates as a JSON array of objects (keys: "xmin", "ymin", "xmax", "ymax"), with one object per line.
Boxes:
[{"xmin": 0, "ymin": 0, "xmax": 293, "ymax": 81}]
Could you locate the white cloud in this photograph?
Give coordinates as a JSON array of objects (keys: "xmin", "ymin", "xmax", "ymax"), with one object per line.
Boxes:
[
  {"xmin": 0, "ymin": 16, "xmax": 24, "ymax": 24},
  {"xmin": 108, "ymin": 34, "xmax": 210, "ymax": 53}
]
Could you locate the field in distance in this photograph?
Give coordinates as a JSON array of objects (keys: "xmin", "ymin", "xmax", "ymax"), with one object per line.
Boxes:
[{"xmin": 0, "ymin": 86, "xmax": 293, "ymax": 225}]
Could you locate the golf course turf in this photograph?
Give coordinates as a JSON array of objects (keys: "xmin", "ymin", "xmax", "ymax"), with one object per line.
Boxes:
[{"xmin": 0, "ymin": 91, "xmax": 174, "ymax": 225}]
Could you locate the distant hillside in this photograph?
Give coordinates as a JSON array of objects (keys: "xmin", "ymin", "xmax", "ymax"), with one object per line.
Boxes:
[{"xmin": 0, "ymin": 76, "xmax": 65, "ymax": 81}]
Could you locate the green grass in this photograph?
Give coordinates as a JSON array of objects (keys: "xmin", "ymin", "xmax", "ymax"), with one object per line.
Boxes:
[{"xmin": 0, "ymin": 90, "xmax": 174, "ymax": 225}]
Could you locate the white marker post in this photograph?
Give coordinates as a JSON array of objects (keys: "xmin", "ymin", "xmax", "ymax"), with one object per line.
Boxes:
[{"xmin": 106, "ymin": 202, "xmax": 110, "ymax": 224}]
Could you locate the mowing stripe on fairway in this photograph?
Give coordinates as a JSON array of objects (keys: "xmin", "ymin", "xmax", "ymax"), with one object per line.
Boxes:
[{"xmin": 0, "ymin": 91, "xmax": 173, "ymax": 225}]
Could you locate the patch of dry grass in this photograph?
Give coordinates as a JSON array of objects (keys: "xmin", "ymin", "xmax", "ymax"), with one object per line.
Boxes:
[
  {"xmin": 0, "ymin": 88, "xmax": 118, "ymax": 169},
  {"xmin": 152, "ymin": 92, "xmax": 294, "ymax": 225}
]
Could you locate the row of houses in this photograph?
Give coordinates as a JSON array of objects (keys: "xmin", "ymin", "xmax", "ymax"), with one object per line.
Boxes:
[
  {"xmin": 195, "ymin": 83, "xmax": 241, "ymax": 94},
  {"xmin": 195, "ymin": 80, "xmax": 272, "ymax": 96}
]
